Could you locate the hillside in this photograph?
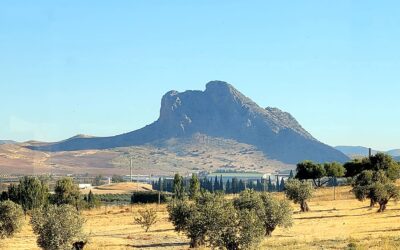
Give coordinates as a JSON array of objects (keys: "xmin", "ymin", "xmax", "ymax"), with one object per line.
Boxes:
[
  {"xmin": 28, "ymin": 81, "xmax": 348, "ymax": 164},
  {"xmin": 0, "ymin": 134, "xmax": 292, "ymax": 175}
]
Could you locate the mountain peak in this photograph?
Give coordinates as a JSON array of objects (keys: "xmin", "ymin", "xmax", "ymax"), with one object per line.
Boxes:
[
  {"xmin": 29, "ymin": 81, "xmax": 348, "ymax": 164},
  {"xmin": 205, "ymin": 80, "xmax": 234, "ymax": 92}
]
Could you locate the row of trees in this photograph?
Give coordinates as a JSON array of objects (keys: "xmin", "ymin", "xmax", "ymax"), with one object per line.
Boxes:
[
  {"xmin": 0, "ymin": 176, "xmax": 100, "ymax": 213},
  {"xmin": 0, "ymin": 177, "xmax": 89, "ymax": 249},
  {"xmin": 295, "ymin": 153, "xmax": 400, "ymax": 212},
  {"xmin": 152, "ymin": 174, "xmax": 287, "ymax": 195}
]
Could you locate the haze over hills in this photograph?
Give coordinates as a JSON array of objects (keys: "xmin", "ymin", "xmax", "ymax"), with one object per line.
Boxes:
[
  {"xmin": 28, "ymin": 81, "xmax": 348, "ymax": 165},
  {"xmin": 0, "ymin": 140, "xmax": 17, "ymax": 145},
  {"xmin": 335, "ymin": 146, "xmax": 400, "ymax": 158}
]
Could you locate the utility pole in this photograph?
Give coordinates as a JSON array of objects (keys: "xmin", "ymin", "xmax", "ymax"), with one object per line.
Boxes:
[{"xmin": 130, "ymin": 158, "xmax": 133, "ymax": 182}]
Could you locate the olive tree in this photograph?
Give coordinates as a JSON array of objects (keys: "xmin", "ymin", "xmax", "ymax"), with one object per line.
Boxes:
[
  {"xmin": 168, "ymin": 192, "xmax": 265, "ymax": 249},
  {"xmin": 284, "ymin": 179, "xmax": 313, "ymax": 212},
  {"xmin": 31, "ymin": 204, "xmax": 85, "ymax": 250},
  {"xmin": 352, "ymin": 170, "xmax": 400, "ymax": 212},
  {"xmin": 211, "ymin": 204, "xmax": 264, "ymax": 250},
  {"xmin": 233, "ymin": 190, "xmax": 292, "ymax": 237},
  {"xmin": 0, "ymin": 200, "xmax": 24, "ymax": 239},
  {"xmin": 295, "ymin": 161, "xmax": 326, "ymax": 187},
  {"xmin": 260, "ymin": 193, "xmax": 293, "ymax": 236}
]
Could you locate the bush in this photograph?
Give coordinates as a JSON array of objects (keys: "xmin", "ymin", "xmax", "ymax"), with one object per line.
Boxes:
[
  {"xmin": 0, "ymin": 200, "xmax": 24, "ymax": 239},
  {"xmin": 131, "ymin": 191, "xmax": 169, "ymax": 204},
  {"xmin": 134, "ymin": 208, "xmax": 158, "ymax": 232},
  {"xmin": 31, "ymin": 204, "xmax": 85, "ymax": 250}
]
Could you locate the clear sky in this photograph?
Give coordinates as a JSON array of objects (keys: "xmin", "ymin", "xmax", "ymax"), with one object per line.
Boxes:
[{"xmin": 1, "ymin": 1, "xmax": 399, "ymax": 150}]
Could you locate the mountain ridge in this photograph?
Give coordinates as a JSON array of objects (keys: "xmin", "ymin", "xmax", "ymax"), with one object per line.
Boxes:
[
  {"xmin": 335, "ymin": 146, "xmax": 400, "ymax": 158},
  {"xmin": 28, "ymin": 81, "xmax": 348, "ymax": 164}
]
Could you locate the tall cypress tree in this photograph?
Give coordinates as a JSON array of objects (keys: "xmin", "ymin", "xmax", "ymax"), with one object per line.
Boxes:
[
  {"xmin": 226, "ymin": 179, "xmax": 231, "ymax": 194},
  {"xmin": 173, "ymin": 174, "xmax": 184, "ymax": 199},
  {"xmin": 214, "ymin": 176, "xmax": 219, "ymax": 191},
  {"xmin": 289, "ymin": 170, "xmax": 294, "ymax": 179},
  {"xmin": 219, "ymin": 175, "xmax": 224, "ymax": 191},
  {"xmin": 189, "ymin": 174, "xmax": 200, "ymax": 200},
  {"xmin": 268, "ymin": 176, "xmax": 274, "ymax": 192},
  {"xmin": 280, "ymin": 178, "xmax": 285, "ymax": 192},
  {"xmin": 238, "ymin": 179, "xmax": 245, "ymax": 192},
  {"xmin": 276, "ymin": 176, "xmax": 280, "ymax": 192},
  {"xmin": 232, "ymin": 177, "xmax": 238, "ymax": 194}
]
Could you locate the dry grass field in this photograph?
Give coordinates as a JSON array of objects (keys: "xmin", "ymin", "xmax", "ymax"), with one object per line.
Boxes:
[
  {"xmin": 80, "ymin": 182, "xmax": 153, "ymax": 195},
  {"xmin": 1, "ymin": 186, "xmax": 399, "ymax": 250}
]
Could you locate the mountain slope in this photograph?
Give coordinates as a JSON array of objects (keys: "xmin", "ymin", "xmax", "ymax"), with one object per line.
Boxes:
[{"xmin": 29, "ymin": 81, "xmax": 348, "ymax": 164}]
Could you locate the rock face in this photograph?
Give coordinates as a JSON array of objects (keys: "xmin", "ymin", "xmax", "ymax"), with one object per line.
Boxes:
[{"xmin": 29, "ymin": 81, "xmax": 348, "ymax": 164}]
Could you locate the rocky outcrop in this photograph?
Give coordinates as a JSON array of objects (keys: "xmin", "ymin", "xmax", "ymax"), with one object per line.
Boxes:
[{"xmin": 29, "ymin": 81, "xmax": 349, "ymax": 164}]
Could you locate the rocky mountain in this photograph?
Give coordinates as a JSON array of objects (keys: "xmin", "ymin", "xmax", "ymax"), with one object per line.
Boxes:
[
  {"xmin": 29, "ymin": 81, "xmax": 348, "ymax": 164},
  {"xmin": 335, "ymin": 146, "xmax": 400, "ymax": 158}
]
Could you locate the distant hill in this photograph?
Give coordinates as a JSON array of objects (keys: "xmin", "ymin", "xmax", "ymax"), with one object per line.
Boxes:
[
  {"xmin": 387, "ymin": 149, "xmax": 400, "ymax": 157},
  {"xmin": 28, "ymin": 81, "xmax": 348, "ymax": 164},
  {"xmin": 335, "ymin": 146, "xmax": 400, "ymax": 158},
  {"xmin": 334, "ymin": 146, "xmax": 377, "ymax": 157},
  {"xmin": 0, "ymin": 140, "xmax": 16, "ymax": 145}
]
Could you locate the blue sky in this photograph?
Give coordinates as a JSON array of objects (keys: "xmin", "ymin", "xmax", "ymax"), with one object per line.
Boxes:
[{"xmin": 1, "ymin": 1, "xmax": 399, "ymax": 150}]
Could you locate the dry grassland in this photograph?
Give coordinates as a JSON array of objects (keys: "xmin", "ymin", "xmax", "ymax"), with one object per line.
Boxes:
[{"xmin": 1, "ymin": 186, "xmax": 399, "ymax": 250}]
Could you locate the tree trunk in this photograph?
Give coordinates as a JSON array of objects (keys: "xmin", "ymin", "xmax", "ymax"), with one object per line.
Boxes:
[
  {"xmin": 190, "ymin": 237, "xmax": 204, "ymax": 248},
  {"xmin": 370, "ymin": 199, "xmax": 376, "ymax": 208},
  {"xmin": 300, "ymin": 201, "xmax": 310, "ymax": 212},
  {"xmin": 265, "ymin": 226, "xmax": 276, "ymax": 237},
  {"xmin": 378, "ymin": 201, "xmax": 388, "ymax": 213},
  {"xmin": 312, "ymin": 179, "xmax": 318, "ymax": 188},
  {"xmin": 190, "ymin": 239, "xmax": 199, "ymax": 248}
]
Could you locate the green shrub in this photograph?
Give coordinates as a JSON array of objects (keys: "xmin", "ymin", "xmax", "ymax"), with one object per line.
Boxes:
[{"xmin": 0, "ymin": 200, "xmax": 24, "ymax": 239}]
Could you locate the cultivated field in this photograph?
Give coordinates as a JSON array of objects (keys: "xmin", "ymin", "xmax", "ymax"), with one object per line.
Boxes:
[
  {"xmin": 1, "ymin": 186, "xmax": 399, "ymax": 250},
  {"xmin": 80, "ymin": 182, "xmax": 153, "ymax": 195}
]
